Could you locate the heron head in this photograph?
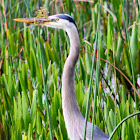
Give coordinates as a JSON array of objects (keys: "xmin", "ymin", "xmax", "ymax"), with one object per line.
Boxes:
[{"xmin": 14, "ymin": 14, "xmax": 78, "ymax": 32}]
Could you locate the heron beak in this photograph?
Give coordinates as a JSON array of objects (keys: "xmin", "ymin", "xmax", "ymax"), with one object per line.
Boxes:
[
  {"xmin": 14, "ymin": 18, "xmax": 36, "ymax": 23},
  {"xmin": 14, "ymin": 17, "xmax": 51, "ymax": 24}
]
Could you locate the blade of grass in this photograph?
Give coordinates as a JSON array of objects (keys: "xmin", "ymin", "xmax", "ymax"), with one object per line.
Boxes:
[
  {"xmin": 83, "ymin": 3, "xmax": 101, "ymax": 140},
  {"xmin": 109, "ymin": 111, "xmax": 140, "ymax": 140},
  {"xmin": 91, "ymin": 2, "xmax": 101, "ymax": 139}
]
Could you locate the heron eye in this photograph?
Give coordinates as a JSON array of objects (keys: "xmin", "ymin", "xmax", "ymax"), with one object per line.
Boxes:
[{"xmin": 55, "ymin": 18, "xmax": 59, "ymax": 21}]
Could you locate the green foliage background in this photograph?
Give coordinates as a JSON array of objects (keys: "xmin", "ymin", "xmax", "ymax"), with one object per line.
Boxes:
[{"xmin": 0, "ymin": 0, "xmax": 140, "ymax": 139}]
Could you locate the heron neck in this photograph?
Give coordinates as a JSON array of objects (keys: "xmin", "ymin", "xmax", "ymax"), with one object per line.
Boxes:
[{"xmin": 62, "ymin": 27, "xmax": 81, "ymax": 115}]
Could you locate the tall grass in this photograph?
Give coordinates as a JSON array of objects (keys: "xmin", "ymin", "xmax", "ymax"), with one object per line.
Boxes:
[{"xmin": 0, "ymin": 0, "xmax": 140, "ymax": 139}]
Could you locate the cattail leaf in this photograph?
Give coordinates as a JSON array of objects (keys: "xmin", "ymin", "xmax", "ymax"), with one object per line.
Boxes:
[
  {"xmin": 76, "ymin": 82, "xmax": 83, "ymax": 110},
  {"xmin": 17, "ymin": 93, "xmax": 22, "ymax": 130},
  {"xmin": 85, "ymin": 45, "xmax": 91, "ymax": 74},
  {"xmin": 50, "ymin": 100, "xmax": 57, "ymax": 128},
  {"xmin": 123, "ymin": 100, "xmax": 129, "ymax": 118},
  {"xmin": 107, "ymin": 14, "xmax": 113, "ymax": 57},
  {"xmin": 58, "ymin": 110, "xmax": 68, "ymax": 140},
  {"xmin": 121, "ymin": 86, "xmax": 127, "ymax": 107},
  {"xmin": 80, "ymin": 58, "xmax": 86, "ymax": 85},
  {"xmin": 3, "ymin": 51, "xmax": 9, "ymax": 76},
  {"xmin": 41, "ymin": 128, "xmax": 47, "ymax": 140},
  {"xmin": 22, "ymin": 63, "xmax": 28, "ymax": 90},
  {"xmin": 82, "ymin": 89, "xmax": 89, "ymax": 116},
  {"xmin": 108, "ymin": 109, "xmax": 114, "ymax": 134},
  {"xmin": 104, "ymin": 102, "xmax": 108, "ymax": 123},
  {"xmin": 28, "ymin": 77, "xmax": 33, "ymax": 102},
  {"xmin": 99, "ymin": 39, "xmax": 105, "ymax": 67},
  {"xmin": 2, "ymin": 74, "xmax": 10, "ymax": 96},
  {"xmin": 116, "ymin": 35, "xmax": 122, "ymax": 62},
  {"xmin": 116, "ymin": 108, "xmax": 121, "ymax": 136},
  {"xmin": 96, "ymin": 106, "xmax": 100, "ymax": 126},
  {"xmin": 128, "ymin": 119, "xmax": 135, "ymax": 140},
  {"xmin": 37, "ymin": 112, "xmax": 42, "ymax": 135},
  {"xmin": 39, "ymin": 36, "xmax": 48, "ymax": 69},
  {"xmin": 92, "ymin": 8, "xmax": 97, "ymax": 33},
  {"xmin": 54, "ymin": 86, "xmax": 60, "ymax": 117},
  {"xmin": 22, "ymin": 91, "xmax": 29, "ymax": 132},
  {"xmin": 136, "ymin": 50, "xmax": 140, "ymax": 73},
  {"xmin": 107, "ymin": 96, "xmax": 115, "ymax": 112},
  {"xmin": 30, "ymin": 48, "xmax": 37, "ymax": 78},
  {"xmin": 8, "ymin": 65, "xmax": 15, "ymax": 100},
  {"xmin": 28, "ymin": 28, "xmax": 33, "ymax": 52},
  {"xmin": 118, "ymin": 4, "xmax": 122, "ymax": 26},
  {"xmin": 14, "ymin": 97, "xmax": 18, "ymax": 125},
  {"xmin": 31, "ymin": 90, "xmax": 37, "ymax": 128},
  {"xmin": 54, "ymin": 30, "xmax": 59, "ymax": 53},
  {"xmin": 99, "ymin": 121, "xmax": 104, "ymax": 132},
  {"xmin": 2, "ymin": 74, "xmax": 11, "ymax": 110},
  {"xmin": 36, "ymin": 106, "xmax": 45, "ymax": 121},
  {"xmin": 19, "ymin": 72, "xmax": 26, "ymax": 94},
  {"xmin": 45, "ymin": 41, "xmax": 53, "ymax": 64},
  {"xmin": 51, "ymin": 34, "xmax": 59, "ymax": 66},
  {"xmin": 122, "ymin": 122, "xmax": 127, "ymax": 140},
  {"xmin": 123, "ymin": 45, "xmax": 132, "ymax": 79},
  {"xmin": 28, "ymin": 123, "xmax": 32, "ymax": 140},
  {"xmin": 7, "ymin": 29, "xmax": 16, "ymax": 56},
  {"xmin": 130, "ymin": 22, "xmax": 138, "ymax": 69},
  {"xmin": 23, "ymin": 23, "xmax": 29, "ymax": 56}
]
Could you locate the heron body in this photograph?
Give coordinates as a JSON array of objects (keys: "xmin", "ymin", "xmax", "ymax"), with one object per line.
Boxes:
[{"xmin": 15, "ymin": 14, "xmax": 109, "ymax": 140}]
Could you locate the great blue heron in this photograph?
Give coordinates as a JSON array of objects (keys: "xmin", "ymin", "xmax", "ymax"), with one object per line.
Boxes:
[{"xmin": 15, "ymin": 14, "xmax": 109, "ymax": 140}]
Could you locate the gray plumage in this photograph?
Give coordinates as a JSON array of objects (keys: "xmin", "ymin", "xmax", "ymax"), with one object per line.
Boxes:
[{"xmin": 60, "ymin": 14, "xmax": 109, "ymax": 140}]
